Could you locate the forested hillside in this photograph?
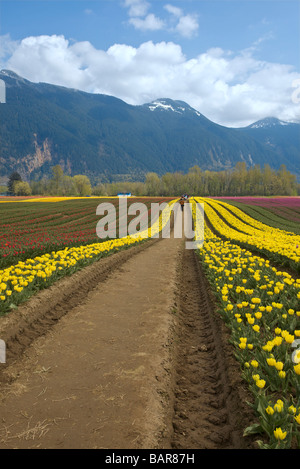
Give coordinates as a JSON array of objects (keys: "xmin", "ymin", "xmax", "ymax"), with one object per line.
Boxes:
[{"xmin": 1, "ymin": 70, "xmax": 299, "ymax": 183}]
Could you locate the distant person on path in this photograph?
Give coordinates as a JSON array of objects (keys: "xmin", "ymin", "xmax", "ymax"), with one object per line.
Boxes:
[{"xmin": 180, "ymin": 197, "xmax": 185, "ymax": 212}]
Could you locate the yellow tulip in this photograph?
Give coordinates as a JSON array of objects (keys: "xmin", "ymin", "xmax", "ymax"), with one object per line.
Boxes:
[
  {"xmin": 273, "ymin": 428, "xmax": 287, "ymax": 440},
  {"xmin": 294, "ymin": 364, "xmax": 300, "ymax": 375},
  {"xmin": 275, "ymin": 361, "xmax": 283, "ymax": 371},
  {"xmin": 256, "ymin": 379, "xmax": 266, "ymax": 389},
  {"xmin": 267, "ymin": 358, "xmax": 276, "ymax": 367}
]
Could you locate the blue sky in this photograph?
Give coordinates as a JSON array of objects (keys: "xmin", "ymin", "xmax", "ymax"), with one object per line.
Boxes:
[
  {"xmin": 1, "ymin": 1, "xmax": 299, "ymax": 65},
  {"xmin": 0, "ymin": 0, "xmax": 299, "ymax": 126}
]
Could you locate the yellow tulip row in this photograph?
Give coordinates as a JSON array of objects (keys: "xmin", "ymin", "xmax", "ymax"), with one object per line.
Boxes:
[
  {"xmin": 195, "ymin": 197, "xmax": 300, "ymax": 264},
  {"xmin": 0, "ymin": 237, "xmax": 140, "ymax": 306},
  {"xmin": 189, "ymin": 199, "xmax": 300, "ymax": 448}
]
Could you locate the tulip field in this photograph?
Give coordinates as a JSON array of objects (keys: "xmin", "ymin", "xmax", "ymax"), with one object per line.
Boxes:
[
  {"xmin": 214, "ymin": 196, "xmax": 300, "ymax": 236},
  {"xmin": 193, "ymin": 197, "xmax": 300, "ymax": 449},
  {"xmin": 0, "ymin": 197, "xmax": 173, "ymax": 268},
  {"xmin": 218, "ymin": 196, "xmax": 300, "ymax": 224},
  {"xmin": 0, "ymin": 196, "xmax": 174, "ymax": 315},
  {"xmin": 0, "ymin": 195, "xmax": 300, "ymax": 448}
]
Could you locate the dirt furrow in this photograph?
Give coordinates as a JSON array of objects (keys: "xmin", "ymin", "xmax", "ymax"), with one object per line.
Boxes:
[{"xmin": 171, "ymin": 248, "xmax": 255, "ymax": 449}]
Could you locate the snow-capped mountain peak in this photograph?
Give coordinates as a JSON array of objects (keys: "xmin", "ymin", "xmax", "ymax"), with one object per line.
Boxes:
[
  {"xmin": 144, "ymin": 98, "xmax": 202, "ymax": 117},
  {"xmin": 249, "ymin": 117, "xmax": 293, "ymax": 129}
]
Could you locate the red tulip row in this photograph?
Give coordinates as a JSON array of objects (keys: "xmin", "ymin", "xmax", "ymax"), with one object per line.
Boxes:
[{"xmin": 0, "ymin": 197, "xmax": 171, "ymax": 268}]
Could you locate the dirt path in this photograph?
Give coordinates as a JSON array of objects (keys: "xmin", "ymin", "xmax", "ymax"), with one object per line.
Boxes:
[{"xmin": 0, "ymin": 218, "xmax": 255, "ymax": 449}]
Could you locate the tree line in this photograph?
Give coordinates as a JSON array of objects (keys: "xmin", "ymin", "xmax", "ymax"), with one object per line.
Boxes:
[
  {"xmin": 7, "ymin": 166, "xmax": 92, "ymax": 197},
  {"xmin": 92, "ymin": 163, "xmax": 299, "ymax": 197},
  {"xmin": 5, "ymin": 162, "xmax": 300, "ymax": 197}
]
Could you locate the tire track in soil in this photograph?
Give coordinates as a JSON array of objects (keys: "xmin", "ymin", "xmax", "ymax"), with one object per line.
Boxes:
[{"xmin": 171, "ymin": 247, "xmax": 256, "ymax": 449}]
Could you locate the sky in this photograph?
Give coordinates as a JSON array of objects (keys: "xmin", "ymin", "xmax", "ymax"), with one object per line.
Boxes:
[{"xmin": 0, "ymin": 0, "xmax": 300, "ymax": 127}]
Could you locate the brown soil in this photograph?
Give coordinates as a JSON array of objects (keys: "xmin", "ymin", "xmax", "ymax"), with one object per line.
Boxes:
[
  {"xmin": 171, "ymin": 248, "xmax": 256, "ymax": 449},
  {"xmin": 0, "ymin": 233, "xmax": 256, "ymax": 449}
]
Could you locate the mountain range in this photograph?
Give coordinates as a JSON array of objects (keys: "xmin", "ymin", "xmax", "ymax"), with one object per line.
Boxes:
[{"xmin": 0, "ymin": 70, "xmax": 299, "ymax": 183}]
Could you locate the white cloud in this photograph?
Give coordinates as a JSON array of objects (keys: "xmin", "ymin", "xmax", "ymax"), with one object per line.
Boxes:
[
  {"xmin": 124, "ymin": 0, "xmax": 165, "ymax": 32},
  {"xmin": 129, "ymin": 13, "xmax": 165, "ymax": 31},
  {"xmin": 123, "ymin": 0, "xmax": 150, "ymax": 18},
  {"xmin": 175, "ymin": 14, "xmax": 199, "ymax": 38},
  {"xmin": 2, "ymin": 34, "xmax": 300, "ymax": 127},
  {"xmin": 0, "ymin": 34, "xmax": 19, "ymax": 64},
  {"xmin": 124, "ymin": 1, "xmax": 199, "ymax": 38},
  {"xmin": 164, "ymin": 4, "xmax": 182, "ymax": 18},
  {"xmin": 164, "ymin": 4, "xmax": 199, "ymax": 38}
]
